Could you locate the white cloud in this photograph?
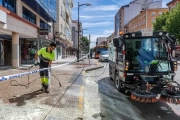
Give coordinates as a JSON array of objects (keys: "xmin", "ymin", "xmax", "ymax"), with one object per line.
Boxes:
[
  {"xmin": 80, "ymin": 15, "xmax": 114, "ymax": 19},
  {"xmin": 103, "ymin": 30, "xmax": 114, "ymax": 35},
  {"xmin": 83, "ymin": 22, "xmax": 113, "ymax": 27},
  {"xmin": 84, "ymin": 5, "xmax": 119, "ymax": 11},
  {"xmin": 111, "ymin": 0, "xmax": 123, "ymax": 5}
]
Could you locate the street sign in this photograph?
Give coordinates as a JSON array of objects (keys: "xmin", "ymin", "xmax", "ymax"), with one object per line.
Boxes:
[{"xmin": 141, "ymin": 29, "xmax": 153, "ymax": 36}]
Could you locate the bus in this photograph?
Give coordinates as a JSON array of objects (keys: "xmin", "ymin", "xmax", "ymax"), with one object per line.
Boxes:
[{"xmin": 94, "ymin": 45, "xmax": 108, "ymax": 59}]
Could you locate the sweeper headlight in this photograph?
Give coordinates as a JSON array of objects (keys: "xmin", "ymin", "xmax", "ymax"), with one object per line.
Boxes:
[
  {"xmin": 170, "ymin": 61, "xmax": 178, "ymax": 71},
  {"xmin": 125, "ymin": 61, "xmax": 130, "ymax": 71}
]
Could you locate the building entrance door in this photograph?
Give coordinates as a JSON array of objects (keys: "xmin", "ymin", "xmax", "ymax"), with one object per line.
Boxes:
[
  {"xmin": 0, "ymin": 40, "xmax": 4, "ymax": 66},
  {"xmin": 4, "ymin": 40, "xmax": 11, "ymax": 65}
]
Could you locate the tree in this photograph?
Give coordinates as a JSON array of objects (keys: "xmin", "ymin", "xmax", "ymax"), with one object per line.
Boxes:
[
  {"xmin": 153, "ymin": 2, "xmax": 180, "ymax": 42},
  {"xmin": 166, "ymin": 2, "xmax": 180, "ymax": 42},
  {"xmin": 80, "ymin": 36, "xmax": 89, "ymax": 46},
  {"xmin": 80, "ymin": 36, "xmax": 90, "ymax": 52},
  {"xmin": 153, "ymin": 12, "xmax": 169, "ymax": 31}
]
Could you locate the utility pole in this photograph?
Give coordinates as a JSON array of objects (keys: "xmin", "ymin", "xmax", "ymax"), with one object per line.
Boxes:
[
  {"xmin": 89, "ymin": 34, "xmax": 91, "ymax": 66},
  {"xmin": 77, "ymin": 2, "xmax": 91, "ymax": 62}
]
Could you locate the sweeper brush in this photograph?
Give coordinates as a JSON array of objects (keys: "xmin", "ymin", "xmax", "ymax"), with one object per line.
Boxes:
[
  {"xmin": 130, "ymin": 82, "xmax": 158, "ymax": 103},
  {"xmin": 131, "ymin": 92, "xmax": 158, "ymax": 103},
  {"xmin": 159, "ymin": 81, "xmax": 180, "ymax": 104}
]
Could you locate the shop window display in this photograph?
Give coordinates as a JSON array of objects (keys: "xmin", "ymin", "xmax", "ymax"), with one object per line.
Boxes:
[{"xmin": 21, "ymin": 39, "xmax": 37, "ymax": 64}]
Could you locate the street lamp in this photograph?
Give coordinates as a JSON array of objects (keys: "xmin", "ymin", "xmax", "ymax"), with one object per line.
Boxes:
[{"xmin": 77, "ymin": 2, "xmax": 91, "ymax": 62}]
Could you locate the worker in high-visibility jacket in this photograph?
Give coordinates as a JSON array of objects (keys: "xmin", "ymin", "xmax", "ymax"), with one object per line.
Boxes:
[{"xmin": 34, "ymin": 42, "xmax": 56, "ymax": 93}]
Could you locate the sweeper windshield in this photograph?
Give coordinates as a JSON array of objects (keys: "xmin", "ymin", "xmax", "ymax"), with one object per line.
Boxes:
[{"xmin": 125, "ymin": 37, "xmax": 170, "ymax": 73}]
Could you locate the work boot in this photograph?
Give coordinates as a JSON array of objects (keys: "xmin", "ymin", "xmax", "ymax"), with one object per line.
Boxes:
[
  {"xmin": 44, "ymin": 85, "xmax": 49, "ymax": 93},
  {"xmin": 41, "ymin": 84, "xmax": 45, "ymax": 91}
]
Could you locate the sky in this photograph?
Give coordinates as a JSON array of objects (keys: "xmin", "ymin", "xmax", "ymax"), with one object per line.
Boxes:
[{"xmin": 72, "ymin": 0, "xmax": 171, "ymax": 48}]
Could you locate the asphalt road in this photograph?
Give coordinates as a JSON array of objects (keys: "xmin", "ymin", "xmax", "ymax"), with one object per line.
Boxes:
[{"xmin": 83, "ymin": 61, "xmax": 180, "ymax": 120}]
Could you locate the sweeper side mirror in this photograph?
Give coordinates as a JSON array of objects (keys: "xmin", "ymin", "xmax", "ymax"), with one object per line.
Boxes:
[{"xmin": 113, "ymin": 38, "xmax": 119, "ymax": 47}]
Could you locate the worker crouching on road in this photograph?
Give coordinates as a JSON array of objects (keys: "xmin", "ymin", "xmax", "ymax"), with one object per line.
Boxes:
[{"xmin": 34, "ymin": 42, "xmax": 56, "ymax": 93}]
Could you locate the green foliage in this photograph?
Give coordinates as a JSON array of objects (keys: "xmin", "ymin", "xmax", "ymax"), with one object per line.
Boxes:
[
  {"xmin": 81, "ymin": 36, "xmax": 90, "ymax": 46},
  {"xmin": 153, "ymin": 12, "xmax": 169, "ymax": 31},
  {"xmin": 166, "ymin": 3, "xmax": 180, "ymax": 41},
  {"xmin": 153, "ymin": 2, "xmax": 180, "ymax": 42}
]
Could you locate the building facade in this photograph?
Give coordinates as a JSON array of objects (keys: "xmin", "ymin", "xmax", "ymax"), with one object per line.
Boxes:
[
  {"xmin": 107, "ymin": 32, "xmax": 115, "ymax": 44},
  {"xmin": 115, "ymin": 0, "xmax": 162, "ymax": 36},
  {"xmin": 71, "ymin": 20, "xmax": 78, "ymax": 52},
  {"xmin": 167, "ymin": 0, "xmax": 180, "ymax": 10},
  {"xmin": 54, "ymin": 0, "xmax": 73, "ymax": 59},
  {"xmin": 126, "ymin": 8, "xmax": 168, "ymax": 33},
  {"xmin": 0, "ymin": 0, "xmax": 56, "ymax": 68}
]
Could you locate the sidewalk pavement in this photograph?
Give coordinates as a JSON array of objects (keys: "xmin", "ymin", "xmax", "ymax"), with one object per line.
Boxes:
[{"xmin": 0, "ymin": 57, "xmax": 104, "ymax": 120}]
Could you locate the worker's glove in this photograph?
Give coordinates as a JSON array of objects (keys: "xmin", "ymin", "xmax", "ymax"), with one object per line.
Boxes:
[{"xmin": 34, "ymin": 60, "xmax": 39, "ymax": 66}]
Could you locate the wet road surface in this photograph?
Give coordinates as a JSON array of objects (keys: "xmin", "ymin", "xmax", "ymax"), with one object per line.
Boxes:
[{"xmin": 83, "ymin": 61, "xmax": 180, "ymax": 120}]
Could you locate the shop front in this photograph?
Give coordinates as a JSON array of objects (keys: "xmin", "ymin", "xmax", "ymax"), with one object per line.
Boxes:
[
  {"xmin": 20, "ymin": 38, "xmax": 37, "ymax": 64},
  {"xmin": 20, "ymin": 36, "xmax": 54, "ymax": 64},
  {"xmin": 0, "ymin": 36, "xmax": 12, "ymax": 66}
]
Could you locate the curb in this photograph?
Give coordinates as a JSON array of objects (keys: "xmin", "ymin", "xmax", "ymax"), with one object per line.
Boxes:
[
  {"xmin": 84, "ymin": 65, "xmax": 104, "ymax": 72},
  {"xmin": 83, "ymin": 59, "xmax": 104, "ymax": 72}
]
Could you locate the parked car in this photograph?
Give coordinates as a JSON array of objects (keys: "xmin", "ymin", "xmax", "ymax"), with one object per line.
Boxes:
[{"xmin": 99, "ymin": 51, "xmax": 109, "ymax": 62}]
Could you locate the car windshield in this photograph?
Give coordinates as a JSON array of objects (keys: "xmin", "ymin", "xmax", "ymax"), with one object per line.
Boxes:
[
  {"xmin": 96, "ymin": 48, "xmax": 107, "ymax": 54},
  {"xmin": 101, "ymin": 51, "xmax": 108, "ymax": 55},
  {"xmin": 125, "ymin": 38, "xmax": 171, "ymax": 73}
]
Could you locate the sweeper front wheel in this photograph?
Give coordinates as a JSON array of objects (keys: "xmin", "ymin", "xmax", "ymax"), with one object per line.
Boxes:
[{"xmin": 115, "ymin": 73, "xmax": 125, "ymax": 92}]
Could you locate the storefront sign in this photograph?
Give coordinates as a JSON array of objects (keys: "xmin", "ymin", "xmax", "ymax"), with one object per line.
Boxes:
[{"xmin": 39, "ymin": 29, "xmax": 48, "ymax": 35}]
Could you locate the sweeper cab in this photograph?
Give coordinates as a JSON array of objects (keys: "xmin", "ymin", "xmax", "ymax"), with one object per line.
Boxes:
[{"xmin": 108, "ymin": 29, "xmax": 180, "ymax": 104}]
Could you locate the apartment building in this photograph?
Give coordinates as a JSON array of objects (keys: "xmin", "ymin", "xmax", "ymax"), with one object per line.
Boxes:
[
  {"xmin": 167, "ymin": 0, "xmax": 180, "ymax": 10},
  {"xmin": 71, "ymin": 20, "xmax": 83, "ymax": 50},
  {"xmin": 115, "ymin": 0, "xmax": 162, "ymax": 36},
  {"xmin": 126, "ymin": 8, "xmax": 168, "ymax": 33},
  {"xmin": 54, "ymin": 0, "xmax": 73, "ymax": 59},
  {"xmin": 0, "ymin": 0, "xmax": 56, "ymax": 68},
  {"xmin": 107, "ymin": 32, "xmax": 115, "ymax": 44}
]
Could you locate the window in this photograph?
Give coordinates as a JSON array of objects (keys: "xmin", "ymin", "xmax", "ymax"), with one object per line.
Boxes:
[
  {"xmin": 22, "ymin": 6, "xmax": 36, "ymax": 24},
  {"xmin": 151, "ymin": 19, "xmax": 155, "ymax": 23},
  {"xmin": 40, "ymin": 19, "xmax": 51, "ymax": 32},
  {"xmin": 159, "ymin": 12, "xmax": 163, "ymax": 15},
  {"xmin": 61, "ymin": 6, "xmax": 63, "ymax": 16},
  {"xmin": 2, "ymin": 0, "xmax": 16, "ymax": 13},
  {"xmin": 151, "ymin": 12, "xmax": 156, "ymax": 17},
  {"xmin": 72, "ymin": 27, "xmax": 75, "ymax": 31}
]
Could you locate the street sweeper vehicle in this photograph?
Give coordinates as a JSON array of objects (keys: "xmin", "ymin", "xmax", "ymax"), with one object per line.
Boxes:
[{"xmin": 108, "ymin": 29, "xmax": 180, "ymax": 104}]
